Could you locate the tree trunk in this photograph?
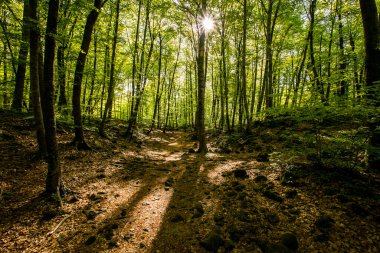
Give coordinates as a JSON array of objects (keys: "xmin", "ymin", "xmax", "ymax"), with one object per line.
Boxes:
[
  {"xmin": 150, "ymin": 35, "xmax": 163, "ymax": 132},
  {"xmin": 43, "ymin": 0, "xmax": 61, "ymax": 198},
  {"xmin": 196, "ymin": 0, "xmax": 208, "ymax": 153},
  {"xmin": 99, "ymin": 0, "xmax": 120, "ymax": 137},
  {"xmin": 126, "ymin": 0, "xmax": 151, "ymax": 137},
  {"xmin": 12, "ymin": 0, "xmax": 30, "ymax": 111},
  {"xmin": 72, "ymin": 0, "xmax": 107, "ymax": 149},
  {"xmin": 349, "ymin": 33, "xmax": 360, "ymax": 104},
  {"xmin": 309, "ymin": 0, "xmax": 325, "ymax": 103},
  {"xmin": 129, "ymin": 0, "xmax": 143, "ymax": 119},
  {"xmin": 337, "ymin": 0, "xmax": 347, "ymax": 98},
  {"xmin": 29, "ymin": 0, "xmax": 47, "ymax": 157},
  {"xmin": 87, "ymin": 29, "xmax": 97, "ymax": 117},
  {"xmin": 164, "ymin": 38, "xmax": 180, "ymax": 133},
  {"xmin": 57, "ymin": 45, "xmax": 68, "ymax": 112},
  {"xmin": 359, "ymin": 0, "xmax": 380, "ymax": 170},
  {"xmin": 242, "ymin": 0, "xmax": 251, "ymax": 133}
]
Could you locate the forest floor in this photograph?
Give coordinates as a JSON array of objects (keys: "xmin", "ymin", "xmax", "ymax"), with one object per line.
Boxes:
[{"xmin": 0, "ymin": 109, "xmax": 380, "ymax": 253}]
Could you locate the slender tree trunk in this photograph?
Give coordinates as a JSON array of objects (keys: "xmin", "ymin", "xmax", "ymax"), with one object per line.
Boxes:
[
  {"xmin": 57, "ymin": 45, "xmax": 68, "ymax": 111},
  {"xmin": 292, "ymin": 39, "xmax": 308, "ymax": 106},
  {"xmin": 221, "ymin": 17, "xmax": 230, "ymax": 131},
  {"xmin": 219, "ymin": 60, "xmax": 224, "ymax": 129},
  {"xmin": 12, "ymin": 0, "xmax": 30, "ymax": 111},
  {"xmin": 196, "ymin": 0, "xmax": 208, "ymax": 153},
  {"xmin": 43, "ymin": 0, "xmax": 61, "ymax": 198},
  {"xmin": 250, "ymin": 48, "xmax": 258, "ymax": 120},
  {"xmin": 337, "ymin": 0, "xmax": 347, "ymax": 98},
  {"xmin": 29, "ymin": 0, "xmax": 47, "ymax": 157},
  {"xmin": 242, "ymin": 0, "xmax": 251, "ymax": 133},
  {"xmin": 164, "ymin": 37, "xmax": 181, "ymax": 133},
  {"xmin": 125, "ymin": 0, "xmax": 153, "ymax": 137},
  {"xmin": 130, "ymin": 0, "xmax": 142, "ymax": 119},
  {"xmin": 100, "ymin": 45, "xmax": 109, "ymax": 118},
  {"xmin": 349, "ymin": 33, "xmax": 360, "ymax": 104},
  {"xmin": 326, "ymin": 8, "xmax": 335, "ymax": 102},
  {"xmin": 0, "ymin": 17, "xmax": 17, "ymax": 75},
  {"xmin": 99, "ymin": 0, "xmax": 120, "ymax": 137},
  {"xmin": 150, "ymin": 35, "xmax": 163, "ymax": 132},
  {"xmin": 72, "ymin": 0, "xmax": 107, "ymax": 149},
  {"xmin": 2, "ymin": 39, "xmax": 9, "ymax": 107},
  {"xmin": 87, "ymin": 29, "xmax": 97, "ymax": 117},
  {"xmin": 309, "ymin": 0, "xmax": 325, "ymax": 103}
]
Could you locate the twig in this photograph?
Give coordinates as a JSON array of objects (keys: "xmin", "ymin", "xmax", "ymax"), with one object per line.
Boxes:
[{"xmin": 46, "ymin": 214, "xmax": 72, "ymax": 237}]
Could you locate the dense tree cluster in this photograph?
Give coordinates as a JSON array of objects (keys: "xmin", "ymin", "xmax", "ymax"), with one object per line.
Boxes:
[{"xmin": 0, "ymin": 0, "xmax": 379, "ymax": 198}]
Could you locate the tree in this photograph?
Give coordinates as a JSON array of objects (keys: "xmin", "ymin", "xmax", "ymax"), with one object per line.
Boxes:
[
  {"xmin": 29, "ymin": 0, "xmax": 47, "ymax": 157},
  {"xmin": 11, "ymin": 0, "xmax": 30, "ymax": 111},
  {"xmin": 197, "ymin": 0, "xmax": 208, "ymax": 154},
  {"xmin": 71, "ymin": 0, "xmax": 108, "ymax": 149},
  {"xmin": 43, "ymin": 0, "xmax": 61, "ymax": 198},
  {"xmin": 359, "ymin": 0, "xmax": 380, "ymax": 170},
  {"xmin": 99, "ymin": 0, "xmax": 120, "ymax": 137}
]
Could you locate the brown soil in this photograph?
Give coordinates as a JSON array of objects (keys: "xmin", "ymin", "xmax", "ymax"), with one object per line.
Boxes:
[{"xmin": 0, "ymin": 110, "xmax": 379, "ymax": 253}]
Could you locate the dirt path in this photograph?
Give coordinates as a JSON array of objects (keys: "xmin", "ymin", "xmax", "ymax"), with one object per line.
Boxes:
[{"xmin": 1, "ymin": 111, "xmax": 379, "ymax": 253}]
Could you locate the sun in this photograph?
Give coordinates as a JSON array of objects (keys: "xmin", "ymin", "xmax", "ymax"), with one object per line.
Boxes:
[{"xmin": 202, "ymin": 16, "xmax": 214, "ymax": 32}]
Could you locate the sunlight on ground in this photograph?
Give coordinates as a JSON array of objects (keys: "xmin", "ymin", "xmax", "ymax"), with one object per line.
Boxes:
[
  {"xmin": 144, "ymin": 150, "xmax": 184, "ymax": 163},
  {"xmin": 92, "ymin": 180, "xmax": 142, "ymax": 223},
  {"xmin": 207, "ymin": 161, "xmax": 245, "ymax": 185},
  {"xmin": 110, "ymin": 187, "xmax": 174, "ymax": 253}
]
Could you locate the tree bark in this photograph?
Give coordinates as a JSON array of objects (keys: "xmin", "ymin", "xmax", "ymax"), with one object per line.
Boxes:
[
  {"xmin": 309, "ymin": 0, "xmax": 325, "ymax": 103},
  {"xmin": 150, "ymin": 34, "xmax": 163, "ymax": 132},
  {"xmin": 359, "ymin": 0, "xmax": 380, "ymax": 170},
  {"xmin": 72, "ymin": 0, "xmax": 107, "ymax": 149},
  {"xmin": 196, "ymin": 0, "xmax": 208, "ymax": 153},
  {"xmin": 337, "ymin": 0, "xmax": 347, "ymax": 97},
  {"xmin": 43, "ymin": 0, "xmax": 61, "ymax": 198},
  {"xmin": 12, "ymin": 0, "xmax": 30, "ymax": 111},
  {"xmin": 126, "ymin": 0, "xmax": 151, "ymax": 137},
  {"xmin": 29, "ymin": 0, "xmax": 47, "ymax": 157},
  {"xmin": 99, "ymin": 0, "xmax": 120, "ymax": 137},
  {"xmin": 242, "ymin": 0, "xmax": 251, "ymax": 133}
]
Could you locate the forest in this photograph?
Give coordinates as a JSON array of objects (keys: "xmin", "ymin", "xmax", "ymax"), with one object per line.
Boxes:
[{"xmin": 0, "ymin": 0, "xmax": 379, "ymax": 252}]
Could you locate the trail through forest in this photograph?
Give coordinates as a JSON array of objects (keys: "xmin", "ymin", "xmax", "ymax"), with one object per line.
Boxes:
[{"xmin": 0, "ymin": 111, "xmax": 379, "ymax": 253}]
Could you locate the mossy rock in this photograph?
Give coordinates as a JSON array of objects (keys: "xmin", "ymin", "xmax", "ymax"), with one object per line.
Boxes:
[
  {"xmin": 255, "ymin": 174, "xmax": 268, "ymax": 183},
  {"xmin": 281, "ymin": 232, "xmax": 298, "ymax": 251},
  {"xmin": 85, "ymin": 235, "xmax": 96, "ymax": 245},
  {"xmin": 258, "ymin": 241, "xmax": 293, "ymax": 253},
  {"xmin": 108, "ymin": 239, "xmax": 118, "ymax": 248},
  {"xmin": 315, "ymin": 232, "xmax": 330, "ymax": 242},
  {"xmin": 265, "ymin": 213, "xmax": 280, "ymax": 224},
  {"xmin": 42, "ymin": 209, "xmax": 58, "ymax": 221},
  {"xmin": 200, "ymin": 231, "xmax": 225, "ymax": 252},
  {"xmin": 279, "ymin": 171, "xmax": 301, "ymax": 186},
  {"xmin": 315, "ymin": 215, "xmax": 334, "ymax": 232},
  {"xmin": 214, "ymin": 214, "xmax": 225, "ymax": 226},
  {"xmin": 192, "ymin": 202, "xmax": 205, "ymax": 218},
  {"xmin": 233, "ymin": 169, "xmax": 249, "ymax": 179},
  {"xmin": 227, "ymin": 224, "xmax": 246, "ymax": 242},
  {"xmin": 337, "ymin": 194, "xmax": 350, "ymax": 203},
  {"xmin": 285, "ymin": 190, "xmax": 297, "ymax": 199},
  {"xmin": 349, "ymin": 203, "xmax": 369, "ymax": 217},
  {"xmin": 85, "ymin": 210, "xmax": 97, "ymax": 220},
  {"xmin": 232, "ymin": 181, "xmax": 246, "ymax": 192},
  {"xmin": 257, "ymin": 152, "xmax": 270, "ymax": 162},
  {"xmin": 164, "ymin": 177, "xmax": 174, "ymax": 187},
  {"xmin": 236, "ymin": 210, "xmax": 251, "ymax": 222},
  {"xmin": 170, "ymin": 213, "xmax": 185, "ymax": 223},
  {"xmin": 262, "ymin": 190, "xmax": 283, "ymax": 203}
]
